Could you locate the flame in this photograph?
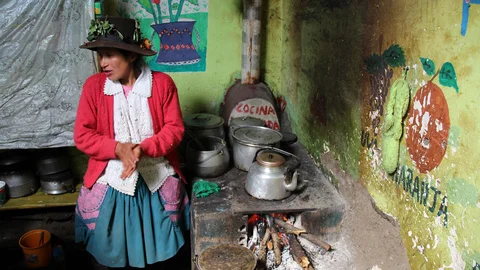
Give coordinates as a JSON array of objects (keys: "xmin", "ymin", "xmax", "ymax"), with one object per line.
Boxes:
[
  {"xmin": 248, "ymin": 213, "xmax": 290, "ymax": 226},
  {"xmin": 248, "ymin": 214, "xmax": 264, "ymax": 225}
]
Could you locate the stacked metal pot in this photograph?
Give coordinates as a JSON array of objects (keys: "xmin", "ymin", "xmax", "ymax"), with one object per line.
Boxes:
[
  {"xmin": 183, "ymin": 113, "xmax": 230, "ymax": 178},
  {"xmin": 0, "ymin": 153, "xmax": 39, "ymax": 198},
  {"xmin": 35, "ymin": 152, "xmax": 75, "ymax": 195},
  {"xmin": 183, "ymin": 113, "xmax": 276, "ymax": 178}
]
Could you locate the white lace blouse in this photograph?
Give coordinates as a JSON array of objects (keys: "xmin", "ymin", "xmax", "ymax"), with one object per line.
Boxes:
[{"xmin": 96, "ymin": 65, "xmax": 175, "ymax": 196}]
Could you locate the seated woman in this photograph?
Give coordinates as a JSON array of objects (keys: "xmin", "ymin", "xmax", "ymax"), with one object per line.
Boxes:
[{"xmin": 74, "ymin": 16, "xmax": 189, "ymax": 268}]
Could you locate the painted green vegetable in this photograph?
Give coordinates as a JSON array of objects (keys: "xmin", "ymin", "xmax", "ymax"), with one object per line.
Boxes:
[{"xmin": 382, "ymin": 76, "xmax": 410, "ymax": 173}]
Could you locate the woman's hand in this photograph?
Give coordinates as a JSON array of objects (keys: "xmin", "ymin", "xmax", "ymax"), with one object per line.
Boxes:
[
  {"xmin": 133, "ymin": 145, "xmax": 143, "ymax": 160},
  {"xmin": 116, "ymin": 142, "xmax": 139, "ymax": 179},
  {"xmin": 120, "ymin": 144, "xmax": 143, "ymax": 179}
]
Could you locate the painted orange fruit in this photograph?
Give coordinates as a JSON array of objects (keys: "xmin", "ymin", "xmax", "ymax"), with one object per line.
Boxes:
[{"xmin": 406, "ymin": 81, "xmax": 450, "ymax": 173}]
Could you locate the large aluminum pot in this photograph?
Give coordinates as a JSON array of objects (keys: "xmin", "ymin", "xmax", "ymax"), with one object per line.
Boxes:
[
  {"xmin": 39, "ymin": 170, "xmax": 76, "ymax": 195},
  {"xmin": 184, "ymin": 113, "xmax": 225, "ymax": 139},
  {"xmin": 36, "ymin": 155, "xmax": 70, "ymax": 176},
  {"xmin": 0, "ymin": 170, "xmax": 38, "ymax": 198},
  {"xmin": 228, "ymin": 116, "xmax": 264, "ymax": 147},
  {"xmin": 186, "ymin": 136, "xmax": 230, "ymax": 178},
  {"xmin": 0, "ymin": 154, "xmax": 38, "ymax": 198},
  {"xmin": 232, "ymin": 126, "xmax": 282, "ymax": 171}
]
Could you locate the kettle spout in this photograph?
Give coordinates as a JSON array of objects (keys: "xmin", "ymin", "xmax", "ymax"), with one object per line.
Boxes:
[{"xmin": 284, "ymin": 170, "xmax": 298, "ymax": 191}]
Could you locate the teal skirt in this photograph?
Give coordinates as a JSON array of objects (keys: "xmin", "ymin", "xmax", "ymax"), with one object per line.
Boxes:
[{"xmin": 75, "ymin": 175, "xmax": 190, "ymax": 268}]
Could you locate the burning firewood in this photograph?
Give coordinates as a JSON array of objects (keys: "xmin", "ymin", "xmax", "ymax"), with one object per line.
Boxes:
[
  {"xmin": 267, "ymin": 240, "xmax": 273, "ymax": 250},
  {"xmin": 288, "ymin": 234, "xmax": 312, "ymax": 269},
  {"xmin": 247, "ymin": 225, "xmax": 259, "ymax": 250},
  {"xmin": 257, "ymin": 227, "xmax": 271, "ymax": 265},
  {"xmin": 273, "ymin": 217, "xmax": 332, "ymax": 251},
  {"xmin": 270, "ymin": 230, "xmax": 282, "ymax": 265},
  {"xmin": 266, "ymin": 215, "xmax": 282, "ymax": 266}
]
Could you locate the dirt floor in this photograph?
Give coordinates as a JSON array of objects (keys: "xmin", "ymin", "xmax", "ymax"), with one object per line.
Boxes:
[{"xmin": 321, "ymin": 152, "xmax": 411, "ymax": 270}]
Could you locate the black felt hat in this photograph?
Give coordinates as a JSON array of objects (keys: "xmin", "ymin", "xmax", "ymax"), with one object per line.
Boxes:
[{"xmin": 80, "ymin": 17, "xmax": 156, "ymax": 56}]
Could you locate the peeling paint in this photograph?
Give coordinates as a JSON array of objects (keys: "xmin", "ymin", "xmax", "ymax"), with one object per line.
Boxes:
[
  {"xmin": 438, "ymin": 234, "xmax": 466, "ymax": 270},
  {"xmin": 323, "ymin": 143, "xmax": 330, "ymax": 154},
  {"xmin": 433, "ymin": 235, "xmax": 440, "ymax": 249}
]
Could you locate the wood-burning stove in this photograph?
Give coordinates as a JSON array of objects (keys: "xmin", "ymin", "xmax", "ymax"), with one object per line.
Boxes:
[{"xmin": 190, "ymin": 143, "xmax": 346, "ymax": 269}]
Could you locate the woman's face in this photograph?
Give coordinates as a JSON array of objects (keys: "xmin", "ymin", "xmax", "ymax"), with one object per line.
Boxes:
[{"xmin": 97, "ymin": 48, "xmax": 135, "ymax": 83}]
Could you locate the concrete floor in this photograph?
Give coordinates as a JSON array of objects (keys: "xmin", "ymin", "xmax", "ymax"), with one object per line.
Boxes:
[{"xmin": 0, "ymin": 207, "xmax": 192, "ymax": 269}]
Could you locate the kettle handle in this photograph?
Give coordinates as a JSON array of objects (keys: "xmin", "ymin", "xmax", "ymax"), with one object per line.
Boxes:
[
  {"xmin": 284, "ymin": 170, "xmax": 298, "ymax": 191},
  {"xmin": 195, "ymin": 150, "xmax": 224, "ymax": 164}
]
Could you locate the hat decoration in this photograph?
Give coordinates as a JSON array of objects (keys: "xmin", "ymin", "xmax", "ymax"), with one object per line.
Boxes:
[{"xmin": 80, "ymin": 17, "xmax": 156, "ymax": 56}]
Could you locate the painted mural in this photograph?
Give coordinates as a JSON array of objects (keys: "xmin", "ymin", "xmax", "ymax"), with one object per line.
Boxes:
[
  {"xmin": 116, "ymin": 0, "xmax": 208, "ymax": 72},
  {"xmin": 364, "ymin": 44, "xmax": 405, "ymax": 137},
  {"xmin": 360, "ymin": 1, "xmax": 480, "ymax": 265},
  {"xmin": 363, "ymin": 46, "xmax": 458, "ymax": 222}
]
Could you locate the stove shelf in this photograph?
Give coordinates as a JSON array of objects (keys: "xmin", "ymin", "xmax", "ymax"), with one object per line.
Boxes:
[{"xmin": 0, "ymin": 183, "xmax": 81, "ymax": 211}]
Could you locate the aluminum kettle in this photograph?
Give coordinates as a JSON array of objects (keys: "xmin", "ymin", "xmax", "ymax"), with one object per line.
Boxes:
[{"xmin": 245, "ymin": 147, "xmax": 300, "ymax": 200}]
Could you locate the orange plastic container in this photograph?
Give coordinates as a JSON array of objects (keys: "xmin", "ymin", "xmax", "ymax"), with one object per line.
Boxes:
[{"xmin": 18, "ymin": 229, "xmax": 52, "ymax": 268}]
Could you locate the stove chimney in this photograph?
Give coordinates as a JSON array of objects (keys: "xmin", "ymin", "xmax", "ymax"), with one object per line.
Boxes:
[{"xmin": 241, "ymin": 0, "xmax": 262, "ymax": 84}]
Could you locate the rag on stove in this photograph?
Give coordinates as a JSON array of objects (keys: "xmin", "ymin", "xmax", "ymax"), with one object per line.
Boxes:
[{"xmin": 192, "ymin": 180, "xmax": 220, "ymax": 198}]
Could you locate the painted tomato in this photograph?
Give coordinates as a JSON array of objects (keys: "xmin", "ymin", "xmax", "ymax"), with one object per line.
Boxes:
[{"xmin": 406, "ymin": 81, "xmax": 450, "ymax": 173}]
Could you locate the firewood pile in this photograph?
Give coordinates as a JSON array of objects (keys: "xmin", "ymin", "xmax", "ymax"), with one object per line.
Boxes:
[{"xmin": 245, "ymin": 213, "xmax": 333, "ymax": 270}]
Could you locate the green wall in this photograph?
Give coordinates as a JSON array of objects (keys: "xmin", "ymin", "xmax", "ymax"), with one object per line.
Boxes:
[
  {"xmin": 262, "ymin": 0, "xmax": 365, "ymax": 181},
  {"xmin": 359, "ymin": 1, "xmax": 480, "ymax": 268}
]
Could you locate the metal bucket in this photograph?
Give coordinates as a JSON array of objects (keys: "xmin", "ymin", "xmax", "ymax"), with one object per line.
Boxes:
[
  {"xmin": 186, "ymin": 136, "xmax": 230, "ymax": 178},
  {"xmin": 196, "ymin": 244, "xmax": 256, "ymax": 270}
]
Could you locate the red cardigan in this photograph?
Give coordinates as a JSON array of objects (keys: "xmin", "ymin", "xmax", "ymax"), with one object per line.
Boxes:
[{"xmin": 74, "ymin": 71, "xmax": 185, "ymax": 189}]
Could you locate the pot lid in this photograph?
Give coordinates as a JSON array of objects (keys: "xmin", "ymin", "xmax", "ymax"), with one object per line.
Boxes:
[
  {"xmin": 256, "ymin": 151, "xmax": 285, "ymax": 167},
  {"xmin": 0, "ymin": 154, "xmax": 28, "ymax": 167},
  {"xmin": 233, "ymin": 126, "xmax": 283, "ymax": 145},
  {"xmin": 184, "ymin": 113, "xmax": 224, "ymax": 130},
  {"xmin": 230, "ymin": 116, "xmax": 264, "ymax": 128}
]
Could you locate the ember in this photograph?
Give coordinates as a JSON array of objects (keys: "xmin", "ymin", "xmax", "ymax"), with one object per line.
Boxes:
[{"xmin": 248, "ymin": 214, "xmax": 265, "ymax": 225}]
